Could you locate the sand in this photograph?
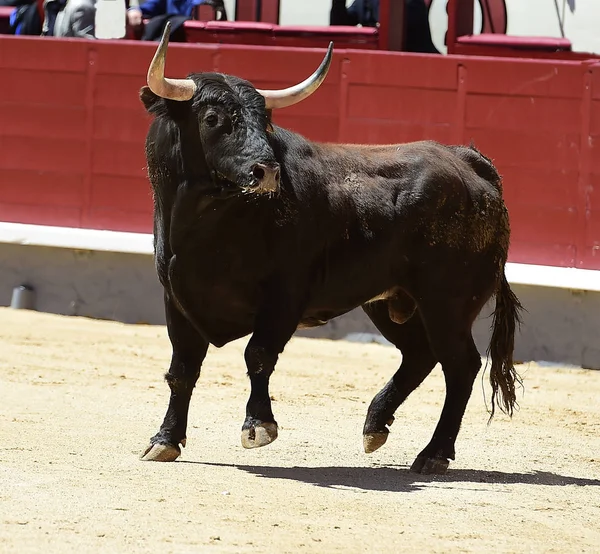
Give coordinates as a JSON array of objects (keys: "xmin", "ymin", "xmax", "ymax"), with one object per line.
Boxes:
[{"xmin": 1, "ymin": 307, "xmax": 599, "ymax": 553}]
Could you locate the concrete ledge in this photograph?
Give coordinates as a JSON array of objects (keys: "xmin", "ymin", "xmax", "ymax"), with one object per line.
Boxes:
[
  {"xmin": 2, "ymin": 222, "xmax": 599, "ymax": 291},
  {"xmin": 1, "ymin": 222, "xmax": 599, "ymax": 369}
]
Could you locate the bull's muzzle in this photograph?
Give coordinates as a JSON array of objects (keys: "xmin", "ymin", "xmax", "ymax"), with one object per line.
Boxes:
[{"xmin": 251, "ymin": 163, "xmax": 280, "ymax": 193}]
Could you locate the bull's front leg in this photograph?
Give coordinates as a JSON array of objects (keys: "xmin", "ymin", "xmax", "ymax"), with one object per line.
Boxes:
[
  {"xmin": 241, "ymin": 284, "xmax": 305, "ymax": 449},
  {"xmin": 141, "ymin": 291, "xmax": 209, "ymax": 461}
]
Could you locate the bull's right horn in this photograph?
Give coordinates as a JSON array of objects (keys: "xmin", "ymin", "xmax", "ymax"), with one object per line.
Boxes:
[
  {"xmin": 147, "ymin": 21, "xmax": 197, "ymax": 102},
  {"xmin": 257, "ymin": 42, "xmax": 333, "ymax": 110}
]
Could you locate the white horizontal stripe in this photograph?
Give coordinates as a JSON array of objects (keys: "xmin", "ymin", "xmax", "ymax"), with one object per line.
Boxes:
[
  {"xmin": 0, "ymin": 222, "xmax": 154, "ymax": 255},
  {"xmin": 1, "ymin": 221, "xmax": 599, "ymax": 292}
]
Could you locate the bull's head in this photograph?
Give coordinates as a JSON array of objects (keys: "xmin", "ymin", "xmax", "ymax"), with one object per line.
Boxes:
[{"xmin": 140, "ymin": 22, "xmax": 332, "ymax": 195}]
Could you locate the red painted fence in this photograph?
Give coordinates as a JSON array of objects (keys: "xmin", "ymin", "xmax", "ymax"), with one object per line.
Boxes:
[{"xmin": 1, "ymin": 35, "xmax": 599, "ymax": 270}]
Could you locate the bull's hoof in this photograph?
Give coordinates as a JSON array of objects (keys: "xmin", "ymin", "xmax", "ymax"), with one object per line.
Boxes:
[
  {"xmin": 363, "ymin": 432, "xmax": 389, "ymax": 453},
  {"xmin": 241, "ymin": 422, "xmax": 278, "ymax": 449},
  {"xmin": 362, "ymin": 416, "xmax": 394, "ymax": 453},
  {"xmin": 410, "ymin": 455, "xmax": 450, "ymax": 475},
  {"xmin": 140, "ymin": 443, "xmax": 181, "ymax": 462}
]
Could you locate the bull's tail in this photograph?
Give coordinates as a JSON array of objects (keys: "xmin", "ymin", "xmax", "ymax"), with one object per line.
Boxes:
[{"xmin": 486, "ymin": 270, "xmax": 524, "ymax": 420}]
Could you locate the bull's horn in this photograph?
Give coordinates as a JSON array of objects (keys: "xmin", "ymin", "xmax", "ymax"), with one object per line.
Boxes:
[
  {"xmin": 257, "ymin": 42, "xmax": 333, "ymax": 110},
  {"xmin": 147, "ymin": 21, "xmax": 197, "ymax": 101}
]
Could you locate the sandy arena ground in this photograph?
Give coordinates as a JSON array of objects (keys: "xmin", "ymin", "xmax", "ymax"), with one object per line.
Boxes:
[{"xmin": 1, "ymin": 307, "xmax": 599, "ymax": 553}]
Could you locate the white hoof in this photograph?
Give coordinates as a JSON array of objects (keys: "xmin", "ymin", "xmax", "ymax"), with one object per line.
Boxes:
[
  {"xmin": 363, "ymin": 432, "xmax": 388, "ymax": 454},
  {"xmin": 241, "ymin": 423, "xmax": 278, "ymax": 449},
  {"xmin": 140, "ymin": 443, "xmax": 181, "ymax": 462}
]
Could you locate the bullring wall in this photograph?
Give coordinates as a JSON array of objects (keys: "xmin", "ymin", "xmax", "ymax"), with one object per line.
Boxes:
[{"xmin": 1, "ymin": 35, "xmax": 600, "ymax": 270}]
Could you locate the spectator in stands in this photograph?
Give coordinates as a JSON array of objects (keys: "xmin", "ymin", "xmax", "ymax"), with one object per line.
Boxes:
[
  {"xmin": 127, "ymin": 0, "xmax": 226, "ymax": 41},
  {"xmin": 7, "ymin": 0, "xmax": 43, "ymax": 35},
  {"xmin": 53, "ymin": 0, "xmax": 96, "ymax": 38},
  {"xmin": 330, "ymin": 0, "xmax": 439, "ymax": 54},
  {"xmin": 8, "ymin": 0, "xmax": 97, "ymax": 38}
]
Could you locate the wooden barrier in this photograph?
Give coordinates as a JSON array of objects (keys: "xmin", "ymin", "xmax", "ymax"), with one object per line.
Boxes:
[{"xmin": 1, "ymin": 35, "xmax": 599, "ymax": 270}]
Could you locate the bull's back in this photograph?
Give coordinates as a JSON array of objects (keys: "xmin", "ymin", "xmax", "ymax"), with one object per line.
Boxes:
[{"xmin": 334, "ymin": 140, "xmax": 510, "ymax": 256}]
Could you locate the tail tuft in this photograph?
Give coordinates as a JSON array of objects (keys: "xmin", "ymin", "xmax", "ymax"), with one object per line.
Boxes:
[{"xmin": 486, "ymin": 272, "xmax": 524, "ymax": 420}]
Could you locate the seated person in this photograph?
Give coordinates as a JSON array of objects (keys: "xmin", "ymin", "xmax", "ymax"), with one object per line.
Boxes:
[
  {"xmin": 53, "ymin": 0, "xmax": 97, "ymax": 39},
  {"xmin": 127, "ymin": 0, "xmax": 226, "ymax": 41},
  {"xmin": 330, "ymin": 0, "xmax": 439, "ymax": 54},
  {"xmin": 7, "ymin": 0, "xmax": 43, "ymax": 36}
]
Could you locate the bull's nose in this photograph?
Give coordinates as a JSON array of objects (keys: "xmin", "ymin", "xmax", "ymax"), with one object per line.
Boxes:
[{"xmin": 251, "ymin": 163, "xmax": 280, "ymax": 191}]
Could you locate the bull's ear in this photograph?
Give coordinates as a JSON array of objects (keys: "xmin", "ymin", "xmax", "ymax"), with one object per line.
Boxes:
[
  {"xmin": 140, "ymin": 86, "xmax": 163, "ymax": 114},
  {"xmin": 140, "ymin": 85, "xmax": 191, "ymax": 120}
]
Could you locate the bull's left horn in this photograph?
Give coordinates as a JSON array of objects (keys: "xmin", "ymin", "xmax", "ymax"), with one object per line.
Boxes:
[
  {"xmin": 147, "ymin": 21, "xmax": 197, "ymax": 102},
  {"xmin": 257, "ymin": 42, "xmax": 333, "ymax": 110}
]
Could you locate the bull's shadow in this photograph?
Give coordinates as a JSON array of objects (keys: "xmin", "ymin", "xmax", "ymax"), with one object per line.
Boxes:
[{"xmin": 183, "ymin": 461, "xmax": 600, "ymax": 493}]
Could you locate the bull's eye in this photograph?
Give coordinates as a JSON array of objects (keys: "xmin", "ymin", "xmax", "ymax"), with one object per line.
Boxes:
[{"xmin": 204, "ymin": 112, "xmax": 219, "ymax": 128}]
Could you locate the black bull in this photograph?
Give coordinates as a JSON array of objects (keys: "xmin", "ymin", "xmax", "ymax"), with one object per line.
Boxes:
[{"xmin": 139, "ymin": 24, "xmax": 523, "ymax": 474}]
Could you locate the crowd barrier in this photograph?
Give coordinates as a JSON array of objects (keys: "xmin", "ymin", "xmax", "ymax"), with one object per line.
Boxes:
[{"xmin": 1, "ymin": 35, "xmax": 599, "ymax": 270}]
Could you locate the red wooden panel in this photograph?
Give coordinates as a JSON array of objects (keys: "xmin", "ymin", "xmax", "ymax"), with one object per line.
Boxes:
[
  {"xmin": 0, "ymin": 135, "xmax": 87, "ymax": 173},
  {"xmin": 587, "ymin": 173, "xmax": 600, "ymax": 207},
  {"xmin": 257, "ymin": 82, "xmax": 339, "ymax": 118},
  {"xmin": 0, "ymin": 202, "xmax": 82, "ymax": 228},
  {"xmin": 90, "ymin": 175, "xmax": 152, "ymax": 211},
  {"xmin": 1, "ymin": 36, "xmax": 599, "ymax": 271},
  {"xmin": 261, "ymin": 0, "xmax": 280, "ymax": 23},
  {"xmin": 196, "ymin": 5, "xmax": 214, "ymax": 20},
  {"xmin": 0, "ymin": 35, "xmax": 88, "ymax": 72},
  {"xmin": 589, "ymin": 100, "xmax": 600, "ymax": 136},
  {"xmin": 457, "ymin": 34, "xmax": 572, "ymax": 52},
  {"xmin": 344, "ymin": 51, "xmax": 457, "ymax": 90},
  {"xmin": 467, "ymin": 129, "xmax": 580, "ymax": 171},
  {"xmin": 273, "ymin": 115, "xmax": 339, "ymax": 143},
  {"xmin": 236, "ymin": 0, "xmax": 259, "ymax": 21},
  {"xmin": 578, "ymin": 248, "xmax": 600, "ymax": 269},
  {"xmin": 347, "ymin": 85, "xmax": 456, "ymax": 123},
  {"xmin": 204, "ymin": 21, "xmax": 275, "ymax": 46},
  {"xmin": 464, "ymin": 58, "xmax": 585, "ymax": 99},
  {"xmin": 216, "ymin": 45, "xmax": 342, "ymax": 85},
  {"xmin": 466, "ymin": 94, "xmax": 582, "ymax": 132},
  {"xmin": 0, "ymin": 104, "xmax": 86, "ymax": 140},
  {"xmin": 1, "ymin": 69, "xmax": 87, "ymax": 106},
  {"xmin": 93, "ymin": 107, "xmax": 149, "ymax": 143},
  {"xmin": 586, "ymin": 222, "xmax": 600, "ymax": 248},
  {"xmin": 93, "ymin": 40, "xmax": 217, "ymax": 77},
  {"xmin": 0, "ymin": 170, "xmax": 84, "ymax": 207},
  {"xmin": 508, "ymin": 242, "xmax": 576, "ymax": 268},
  {"xmin": 91, "ymin": 140, "xmax": 146, "ymax": 178},
  {"xmin": 342, "ymin": 120, "xmax": 455, "ymax": 145},
  {"xmin": 589, "ymin": 63, "xmax": 600, "ymax": 100},
  {"xmin": 509, "ymin": 204, "xmax": 577, "ymax": 246},
  {"xmin": 95, "ymin": 74, "xmax": 149, "ymax": 110},
  {"xmin": 586, "ymin": 174, "xmax": 600, "ymax": 254},
  {"xmin": 271, "ymin": 34, "xmax": 377, "ymax": 50},
  {"xmin": 588, "ymin": 136, "xmax": 600, "ymax": 176},
  {"xmin": 86, "ymin": 208, "xmax": 153, "ymax": 233},
  {"xmin": 498, "ymin": 166, "xmax": 579, "ymax": 209}
]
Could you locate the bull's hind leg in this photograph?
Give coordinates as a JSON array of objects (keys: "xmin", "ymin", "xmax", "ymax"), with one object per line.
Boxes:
[
  {"xmin": 141, "ymin": 291, "xmax": 209, "ymax": 462},
  {"xmin": 362, "ymin": 298, "xmax": 438, "ymax": 454},
  {"xmin": 409, "ymin": 297, "xmax": 483, "ymax": 475}
]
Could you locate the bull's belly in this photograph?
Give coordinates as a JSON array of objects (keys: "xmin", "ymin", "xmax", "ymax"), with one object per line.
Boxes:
[{"xmin": 166, "ymin": 248, "xmax": 402, "ymax": 346}]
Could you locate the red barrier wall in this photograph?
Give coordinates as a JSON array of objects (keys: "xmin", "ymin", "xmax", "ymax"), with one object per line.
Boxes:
[{"xmin": 1, "ymin": 35, "xmax": 599, "ymax": 270}]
